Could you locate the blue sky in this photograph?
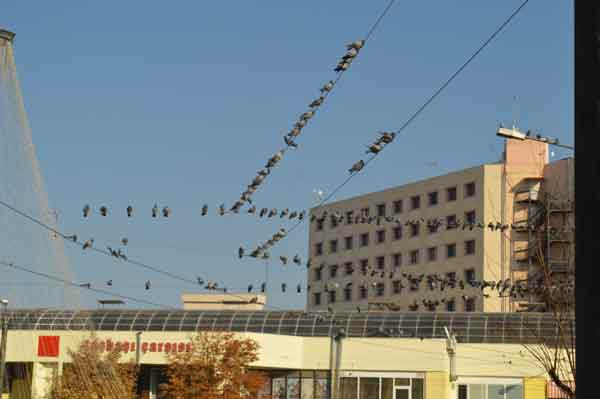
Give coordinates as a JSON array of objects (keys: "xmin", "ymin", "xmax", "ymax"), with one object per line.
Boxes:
[{"xmin": 1, "ymin": 0, "xmax": 573, "ymax": 309}]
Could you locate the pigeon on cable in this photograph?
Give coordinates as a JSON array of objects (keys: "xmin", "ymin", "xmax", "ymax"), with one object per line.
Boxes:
[
  {"xmin": 309, "ymin": 96, "xmax": 325, "ymax": 108},
  {"xmin": 349, "ymin": 159, "xmax": 365, "ymax": 174},
  {"xmin": 295, "ymin": 120, "xmax": 307, "ymax": 129},
  {"xmin": 79, "ymin": 283, "xmax": 91, "ymax": 289},
  {"xmin": 201, "ymin": 205, "xmax": 208, "ymax": 216},
  {"xmin": 118, "ymin": 249, "xmax": 127, "ymax": 261},
  {"xmin": 219, "ymin": 204, "xmax": 226, "ymax": 216},
  {"xmin": 300, "ymin": 111, "xmax": 315, "ymax": 122},
  {"xmin": 280, "ymin": 256, "xmax": 288, "ymax": 266},
  {"xmin": 252, "ymin": 174, "xmax": 265, "ymax": 186},
  {"xmin": 247, "ymin": 284, "xmax": 253, "ymax": 293},
  {"xmin": 280, "ymin": 208, "xmax": 289, "ymax": 218},
  {"xmin": 281, "ymin": 283, "xmax": 287, "ymax": 293},
  {"xmin": 83, "ymin": 204, "xmax": 91, "ymax": 218},
  {"xmin": 127, "ymin": 205, "xmax": 134, "ymax": 218},
  {"xmin": 366, "ymin": 143, "xmax": 383, "ymax": 154},
  {"xmin": 334, "ymin": 62, "xmax": 350, "ymax": 72},
  {"xmin": 288, "ymin": 127, "xmax": 301, "ymax": 138},
  {"xmin": 107, "ymin": 246, "xmax": 119, "ymax": 258},
  {"xmin": 268, "ymin": 208, "xmax": 277, "ymax": 218},
  {"xmin": 289, "ymin": 211, "xmax": 298, "ymax": 220},
  {"xmin": 284, "ymin": 136, "xmax": 298, "ymax": 148},
  {"xmin": 100, "ymin": 206, "xmax": 108, "ymax": 217},
  {"xmin": 162, "ymin": 206, "xmax": 171, "ymax": 218},
  {"xmin": 106, "ymin": 280, "xmax": 113, "ymax": 286},
  {"xmin": 293, "ymin": 255, "xmax": 302, "ymax": 266},
  {"xmin": 320, "ymin": 80, "xmax": 335, "ymax": 93},
  {"xmin": 346, "ymin": 39, "xmax": 365, "ymax": 50},
  {"xmin": 65, "ymin": 234, "xmax": 78, "ymax": 242},
  {"xmin": 197, "ymin": 277, "xmax": 205, "ymax": 286},
  {"xmin": 230, "ymin": 201, "xmax": 244, "ymax": 213},
  {"xmin": 297, "ymin": 284, "xmax": 302, "ymax": 293},
  {"xmin": 82, "ymin": 239, "xmax": 94, "ymax": 250},
  {"xmin": 247, "ymin": 206, "xmax": 257, "ymax": 214},
  {"xmin": 266, "ymin": 150, "xmax": 284, "ymax": 168},
  {"xmin": 152, "ymin": 204, "xmax": 159, "ymax": 218},
  {"xmin": 259, "ymin": 208, "xmax": 268, "ymax": 218},
  {"xmin": 342, "ymin": 47, "xmax": 359, "ymax": 60},
  {"xmin": 145, "ymin": 281, "xmax": 151, "ymax": 290},
  {"xmin": 298, "ymin": 211, "xmax": 306, "ymax": 220},
  {"xmin": 261, "ymin": 282, "xmax": 267, "ymax": 293},
  {"xmin": 238, "ymin": 247, "xmax": 245, "ymax": 259}
]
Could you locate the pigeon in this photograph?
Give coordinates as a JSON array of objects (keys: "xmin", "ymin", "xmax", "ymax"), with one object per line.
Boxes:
[
  {"xmin": 219, "ymin": 204, "xmax": 226, "ymax": 216},
  {"xmin": 79, "ymin": 283, "xmax": 91, "ymax": 289},
  {"xmin": 300, "ymin": 111, "xmax": 315, "ymax": 121},
  {"xmin": 83, "ymin": 204, "xmax": 91, "ymax": 218},
  {"xmin": 297, "ymin": 284, "xmax": 302, "ymax": 293},
  {"xmin": 106, "ymin": 280, "xmax": 113, "ymax": 286},
  {"xmin": 247, "ymin": 206, "xmax": 257, "ymax": 214},
  {"xmin": 162, "ymin": 207, "xmax": 171, "ymax": 218},
  {"xmin": 298, "ymin": 211, "xmax": 306, "ymax": 220},
  {"xmin": 117, "ymin": 249, "xmax": 127, "ymax": 261},
  {"xmin": 258, "ymin": 169, "xmax": 270, "ymax": 177},
  {"xmin": 259, "ymin": 208, "xmax": 268, "ymax": 217},
  {"xmin": 126, "ymin": 205, "xmax": 134, "ymax": 218},
  {"xmin": 261, "ymin": 282, "xmax": 267, "ymax": 293},
  {"xmin": 100, "ymin": 206, "xmax": 108, "ymax": 217},
  {"xmin": 107, "ymin": 246, "xmax": 119, "ymax": 258},
  {"xmin": 82, "ymin": 239, "xmax": 94, "ymax": 250},
  {"xmin": 320, "ymin": 80, "xmax": 335, "ymax": 93},
  {"xmin": 349, "ymin": 160, "xmax": 365, "ymax": 174},
  {"xmin": 346, "ymin": 39, "xmax": 365, "ymax": 50},
  {"xmin": 268, "ymin": 208, "xmax": 277, "ymax": 218},
  {"xmin": 280, "ymin": 208, "xmax": 289, "ymax": 218},
  {"xmin": 284, "ymin": 136, "xmax": 298, "ymax": 148},
  {"xmin": 281, "ymin": 283, "xmax": 287, "ymax": 293},
  {"xmin": 280, "ymin": 256, "xmax": 288, "ymax": 265},
  {"xmin": 378, "ymin": 132, "xmax": 396, "ymax": 144},
  {"xmin": 238, "ymin": 247, "xmax": 245, "ymax": 259},
  {"xmin": 65, "ymin": 234, "xmax": 78, "ymax": 242},
  {"xmin": 252, "ymin": 174, "xmax": 265, "ymax": 186},
  {"xmin": 152, "ymin": 204, "xmax": 159, "ymax": 218},
  {"xmin": 289, "ymin": 211, "xmax": 298, "ymax": 220},
  {"xmin": 247, "ymin": 284, "xmax": 253, "ymax": 293},
  {"xmin": 295, "ymin": 120, "xmax": 307, "ymax": 129},
  {"xmin": 293, "ymin": 255, "xmax": 302, "ymax": 265},
  {"xmin": 145, "ymin": 281, "xmax": 151, "ymax": 290},
  {"xmin": 201, "ymin": 205, "xmax": 208, "ymax": 216},
  {"xmin": 309, "ymin": 96, "xmax": 325, "ymax": 108},
  {"xmin": 334, "ymin": 62, "xmax": 350, "ymax": 72},
  {"xmin": 343, "ymin": 48, "xmax": 359, "ymax": 60},
  {"xmin": 288, "ymin": 127, "xmax": 301, "ymax": 138},
  {"xmin": 197, "ymin": 277, "xmax": 205, "ymax": 286},
  {"xmin": 366, "ymin": 143, "xmax": 383, "ymax": 154}
]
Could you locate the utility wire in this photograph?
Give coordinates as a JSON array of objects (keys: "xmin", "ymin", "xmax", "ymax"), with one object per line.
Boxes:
[
  {"xmin": 265, "ymin": 0, "xmax": 531, "ymax": 245},
  {"xmin": 0, "ymin": 259, "xmax": 175, "ymax": 309}
]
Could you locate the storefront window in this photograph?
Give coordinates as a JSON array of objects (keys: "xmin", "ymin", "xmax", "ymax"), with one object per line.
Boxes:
[
  {"xmin": 273, "ymin": 378, "xmax": 286, "ymax": 399},
  {"xmin": 315, "ymin": 377, "xmax": 329, "ymax": 399},
  {"xmin": 301, "ymin": 377, "xmax": 314, "ymax": 399},
  {"xmin": 381, "ymin": 378, "xmax": 393, "ymax": 399},
  {"xmin": 340, "ymin": 377, "xmax": 358, "ymax": 399},
  {"xmin": 359, "ymin": 378, "xmax": 379, "ymax": 399},
  {"xmin": 411, "ymin": 379, "xmax": 423, "ymax": 399},
  {"xmin": 287, "ymin": 377, "xmax": 300, "ymax": 399},
  {"xmin": 505, "ymin": 385, "xmax": 523, "ymax": 399},
  {"xmin": 488, "ymin": 384, "xmax": 505, "ymax": 399},
  {"xmin": 457, "ymin": 383, "xmax": 522, "ymax": 399}
]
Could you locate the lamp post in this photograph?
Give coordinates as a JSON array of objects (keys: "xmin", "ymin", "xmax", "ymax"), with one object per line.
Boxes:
[
  {"xmin": 0, "ymin": 299, "xmax": 8, "ymax": 396},
  {"xmin": 496, "ymin": 126, "xmax": 574, "ymax": 150}
]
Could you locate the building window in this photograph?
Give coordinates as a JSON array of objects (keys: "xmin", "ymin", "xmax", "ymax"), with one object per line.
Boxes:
[
  {"xmin": 446, "ymin": 299, "xmax": 455, "ymax": 312},
  {"xmin": 465, "ymin": 181, "xmax": 476, "ymax": 197},
  {"xmin": 446, "ymin": 215, "xmax": 457, "ymax": 230},
  {"xmin": 392, "ymin": 280, "xmax": 402, "ymax": 294},
  {"xmin": 360, "ymin": 232, "xmax": 369, "ymax": 247},
  {"xmin": 446, "ymin": 272, "xmax": 456, "ymax": 281},
  {"xmin": 465, "ymin": 239, "xmax": 476, "ymax": 255},
  {"xmin": 376, "ymin": 203, "xmax": 387, "ymax": 217},
  {"xmin": 329, "ymin": 239, "xmax": 338, "ymax": 253},
  {"xmin": 314, "ymin": 267, "xmax": 322, "ymax": 281},
  {"xmin": 376, "ymin": 229, "xmax": 386, "ymax": 244},
  {"xmin": 375, "ymin": 283, "xmax": 385, "ymax": 297},
  {"xmin": 345, "ymin": 211, "xmax": 354, "ymax": 225},
  {"xmin": 330, "ymin": 216, "xmax": 338, "ymax": 229},
  {"xmin": 376, "ymin": 256, "xmax": 385, "ymax": 270},
  {"xmin": 427, "ymin": 221, "xmax": 439, "ymax": 234},
  {"xmin": 361, "ymin": 207, "xmax": 370, "ymax": 218},
  {"xmin": 345, "ymin": 236, "xmax": 353, "ymax": 250},
  {"xmin": 344, "ymin": 287, "xmax": 352, "ymax": 301},
  {"xmin": 446, "ymin": 243, "xmax": 457, "ymax": 258},
  {"xmin": 410, "ymin": 195, "xmax": 421, "ymax": 210},
  {"xmin": 360, "ymin": 259, "xmax": 369, "ymax": 274},
  {"xmin": 447, "ymin": 186, "xmax": 457, "ymax": 202},
  {"xmin": 393, "ymin": 199, "xmax": 403, "ymax": 214},
  {"xmin": 344, "ymin": 262, "xmax": 354, "ymax": 276},
  {"xmin": 360, "ymin": 286, "xmax": 368, "ymax": 299},
  {"xmin": 465, "ymin": 297, "xmax": 475, "ymax": 312},
  {"xmin": 329, "ymin": 265, "xmax": 338, "ymax": 278},
  {"xmin": 410, "ymin": 223, "xmax": 420, "ymax": 237},
  {"xmin": 427, "ymin": 246, "xmax": 438, "ymax": 262},
  {"xmin": 428, "ymin": 191, "xmax": 438, "ymax": 206},
  {"xmin": 458, "ymin": 383, "xmax": 522, "ymax": 399},
  {"xmin": 410, "ymin": 250, "xmax": 419, "ymax": 265},
  {"xmin": 314, "ymin": 292, "xmax": 321, "ymax": 306},
  {"xmin": 393, "ymin": 226, "xmax": 402, "ymax": 240},
  {"xmin": 392, "ymin": 253, "xmax": 402, "ymax": 267},
  {"xmin": 464, "ymin": 268, "xmax": 476, "ymax": 283},
  {"xmin": 328, "ymin": 291, "xmax": 336, "ymax": 303},
  {"xmin": 315, "ymin": 242, "xmax": 323, "ymax": 256},
  {"xmin": 465, "ymin": 210, "xmax": 476, "ymax": 225},
  {"xmin": 316, "ymin": 218, "xmax": 324, "ymax": 231}
]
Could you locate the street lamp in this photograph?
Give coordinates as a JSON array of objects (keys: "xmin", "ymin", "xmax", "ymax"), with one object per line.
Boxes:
[{"xmin": 496, "ymin": 126, "xmax": 574, "ymax": 150}]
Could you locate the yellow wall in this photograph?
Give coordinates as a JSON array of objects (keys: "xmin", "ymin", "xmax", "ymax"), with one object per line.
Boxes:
[
  {"xmin": 425, "ymin": 371, "xmax": 449, "ymax": 399},
  {"xmin": 523, "ymin": 377, "xmax": 546, "ymax": 399}
]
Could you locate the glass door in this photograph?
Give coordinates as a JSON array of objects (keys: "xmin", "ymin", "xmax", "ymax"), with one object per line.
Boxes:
[{"xmin": 394, "ymin": 388, "xmax": 410, "ymax": 399}]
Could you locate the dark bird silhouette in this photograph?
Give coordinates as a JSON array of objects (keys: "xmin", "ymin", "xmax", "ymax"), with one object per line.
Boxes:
[
  {"xmin": 82, "ymin": 239, "xmax": 94, "ymax": 250},
  {"xmin": 247, "ymin": 284, "xmax": 253, "ymax": 293},
  {"xmin": 79, "ymin": 283, "xmax": 91, "ymax": 289},
  {"xmin": 201, "ymin": 205, "xmax": 208, "ymax": 216},
  {"xmin": 100, "ymin": 206, "xmax": 108, "ymax": 217},
  {"xmin": 284, "ymin": 136, "xmax": 298, "ymax": 148},
  {"xmin": 289, "ymin": 211, "xmax": 298, "ymax": 220},
  {"xmin": 377, "ymin": 131, "xmax": 396, "ymax": 144},
  {"xmin": 219, "ymin": 204, "xmax": 226, "ymax": 216},
  {"xmin": 83, "ymin": 204, "xmax": 91, "ymax": 218},
  {"xmin": 334, "ymin": 62, "xmax": 350, "ymax": 72},
  {"xmin": 106, "ymin": 280, "xmax": 113, "ymax": 286},
  {"xmin": 366, "ymin": 143, "xmax": 383, "ymax": 154},
  {"xmin": 197, "ymin": 277, "xmax": 205, "ymax": 286},
  {"xmin": 238, "ymin": 247, "xmax": 245, "ymax": 259},
  {"xmin": 280, "ymin": 256, "xmax": 288, "ymax": 266},
  {"xmin": 268, "ymin": 208, "xmax": 277, "ymax": 218},
  {"xmin": 293, "ymin": 255, "xmax": 302, "ymax": 266},
  {"xmin": 162, "ymin": 207, "xmax": 171, "ymax": 218},
  {"xmin": 145, "ymin": 280, "xmax": 151, "ymax": 290},
  {"xmin": 297, "ymin": 284, "xmax": 302, "ymax": 293},
  {"xmin": 281, "ymin": 283, "xmax": 287, "ymax": 293},
  {"xmin": 309, "ymin": 96, "xmax": 325, "ymax": 108},
  {"xmin": 247, "ymin": 206, "xmax": 257, "ymax": 214},
  {"xmin": 127, "ymin": 205, "xmax": 133, "ymax": 218},
  {"xmin": 346, "ymin": 39, "xmax": 365, "ymax": 50},
  {"xmin": 261, "ymin": 282, "xmax": 266, "ymax": 293},
  {"xmin": 280, "ymin": 208, "xmax": 289, "ymax": 218},
  {"xmin": 259, "ymin": 208, "xmax": 268, "ymax": 218},
  {"xmin": 349, "ymin": 160, "xmax": 365, "ymax": 174},
  {"xmin": 152, "ymin": 204, "xmax": 159, "ymax": 218},
  {"xmin": 320, "ymin": 80, "xmax": 335, "ymax": 93}
]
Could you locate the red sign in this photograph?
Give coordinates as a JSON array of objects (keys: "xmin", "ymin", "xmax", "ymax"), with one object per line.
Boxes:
[{"xmin": 38, "ymin": 336, "xmax": 60, "ymax": 357}]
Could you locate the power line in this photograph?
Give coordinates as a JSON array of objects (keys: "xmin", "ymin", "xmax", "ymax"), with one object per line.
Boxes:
[
  {"xmin": 0, "ymin": 259, "xmax": 175, "ymax": 309},
  {"xmin": 260, "ymin": 0, "xmax": 531, "ymax": 249}
]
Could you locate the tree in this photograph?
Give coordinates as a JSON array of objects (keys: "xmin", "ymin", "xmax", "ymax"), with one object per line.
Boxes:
[
  {"xmin": 159, "ymin": 331, "xmax": 266, "ymax": 399},
  {"xmin": 49, "ymin": 335, "xmax": 139, "ymax": 399}
]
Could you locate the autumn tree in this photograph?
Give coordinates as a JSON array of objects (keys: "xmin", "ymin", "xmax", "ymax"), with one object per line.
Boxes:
[
  {"xmin": 48, "ymin": 335, "xmax": 139, "ymax": 399},
  {"xmin": 159, "ymin": 331, "xmax": 266, "ymax": 399}
]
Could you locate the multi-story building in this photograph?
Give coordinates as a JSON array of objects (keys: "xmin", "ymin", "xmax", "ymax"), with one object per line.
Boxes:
[{"xmin": 307, "ymin": 137, "xmax": 573, "ymax": 313}]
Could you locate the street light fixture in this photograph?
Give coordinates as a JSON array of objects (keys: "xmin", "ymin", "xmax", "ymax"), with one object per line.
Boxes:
[{"xmin": 496, "ymin": 126, "xmax": 574, "ymax": 150}]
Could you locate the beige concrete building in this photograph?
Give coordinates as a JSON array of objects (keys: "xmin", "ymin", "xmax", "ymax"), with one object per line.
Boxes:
[
  {"xmin": 181, "ymin": 293, "xmax": 266, "ymax": 310},
  {"xmin": 307, "ymin": 138, "xmax": 573, "ymax": 313}
]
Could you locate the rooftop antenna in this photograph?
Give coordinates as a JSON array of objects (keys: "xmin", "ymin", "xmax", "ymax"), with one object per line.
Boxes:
[{"xmin": 512, "ymin": 95, "xmax": 519, "ymax": 130}]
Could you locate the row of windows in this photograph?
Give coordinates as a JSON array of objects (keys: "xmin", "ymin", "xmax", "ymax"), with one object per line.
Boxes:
[
  {"xmin": 315, "ymin": 182, "xmax": 477, "ymax": 231},
  {"xmin": 315, "ymin": 209, "xmax": 476, "ymax": 239},
  {"xmin": 314, "ymin": 240, "xmax": 476, "ymax": 269},
  {"xmin": 313, "ymin": 261, "xmax": 476, "ymax": 286},
  {"xmin": 312, "ymin": 286, "xmax": 477, "ymax": 312}
]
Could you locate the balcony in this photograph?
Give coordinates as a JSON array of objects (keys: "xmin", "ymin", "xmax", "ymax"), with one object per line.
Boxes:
[
  {"xmin": 514, "ymin": 190, "xmax": 540, "ymax": 203},
  {"xmin": 548, "ymin": 258, "xmax": 570, "ymax": 273}
]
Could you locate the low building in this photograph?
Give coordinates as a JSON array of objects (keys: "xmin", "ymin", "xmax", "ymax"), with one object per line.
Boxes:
[
  {"xmin": 181, "ymin": 293, "xmax": 267, "ymax": 310},
  {"xmin": 0, "ymin": 309, "xmax": 571, "ymax": 399}
]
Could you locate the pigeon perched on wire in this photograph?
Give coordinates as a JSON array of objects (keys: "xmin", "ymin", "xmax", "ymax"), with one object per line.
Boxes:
[
  {"xmin": 152, "ymin": 204, "xmax": 159, "ymax": 218},
  {"xmin": 289, "ymin": 211, "xmax": 298, "ymax": 220},
  {"xmin": 349, "ymin": 160, "xmax": 365, "ymax": 174},
  {"xmin": 82, "ymin": 239, "xmax": 94, "ymax": 250},
  {"xmin": 259, "ymin": 208, "xmax": 268, "ymax": 217},
  {"xmin": 298, "ymin": 211, "xmax": 306, "ymax": 221},
  {"xmin": 320, "ymin": 80, "xmax": 335, "ymax": 93},
  {"xmin": 247, "ymin": 284, "xmax": 253, "ymax": 293},
  {"xmin": 295, "ymin": 120, "xmax": 307, "ymax": 129},
  {"xmin": 342, "ymin": 47, "xmax": 359, "ymax": 60},
  {"xmin": 83, "ymin": 204, "xmax": 91, "ymax": 218},
  {"xmin": 366, "ymin": 143, "xmax": 383, "ymax": 154},
  {"xmin": 281, "ymin": 283, "xmax": 287, "ymax": 293},
  {"xmin": 268, "ymin": 208, "xmax": 277, "ymax": 218},
  {"xmin": 377, "ymin": 131, "xmax": 396, "ymax": 144},
  {"xmin": 219, "ymin": 204, "xmax": 226, "ymax": 216},
  {"xmin": 126, "ymin": 205, "xmax": 134, "ymax": 218},
  {"xmin": 238, "ymin": 247, "xmax": 245, "ymax": 259},
  {"xmin": 201, "ymin": 205, "xmax": 208, "ymax": 216},
  {"xmin": 288, "ymin": 127, "xmax": 301, "ymax": 138},
  {"xmin": 197, "ymin": 277, "xmax": 205, "ymax": 286},
  {"xmin": 162, "ymin": 206, "xmax": 171, "ymax": 218},
  {"xmin": 107, "ymin": 247, "xmax": 119, "ymax": 258},
  {"xmin": 346, "ymin": 39, "xmax": 365, "ymax": 50},
  {"xmin": 334, "ymin": 62, "xmax": 350, "ymax": 72},
  {"xmin": 297, "ymin": 284, "xmax": 302, "ymax": 293},
  {"xmin": 100, "ymin": 206, "xmax": 108, "ymax": 217},
  {"xmin": 280, "ymin": 256, "xmax": 288, "ymax": 266},
  {"xmin": 293, "ymin": 255, "xmax": 302, "ymax": 265},
  {"xmin": 145, "ymin": 281, "xmax": 151, "ymax": 290},
  {"xmin": 117, "ymin": 249, "xmax": 127, "ymax": 261},
  {"xmin": 79, "ymin": 283, "xmax": 91, "ymax": 289},
  {"xmin": 309, "ymin": 96, "xmax": 325, "ymax": 108},
  {"xmin": 300, "ymin": 111, "xmax": 315, "ymax": 122},
  {"xmin": 261, "ymin": 282, "xmax": 267, "ymax": 293},
  {"xmin": 280, "ymin": 208, "xmax": 289, "ymax": 218},
  {"xmin": 106, "ymin": 280, "xmax": 113, "ymax": 286},
  {"xmin": 284, "ymin": 136, "xmax": 298, "ymax": 148},
  {"xmin": 247, "ymin": 206, "xmax": 257, "ymax": 214}
]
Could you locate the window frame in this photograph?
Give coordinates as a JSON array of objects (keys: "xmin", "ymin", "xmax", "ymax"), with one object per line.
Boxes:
[
  {"xmin": 464, "ymin": 181, "xmax": 476, "ymax": 198},
  {"xmin": 329, "ymin": 264, "xmax": 338, "ymax": 278},
  {"xmin": 427, "ymin": 246, "xmax": 438, "ymax": 262},
  {"xmin": 360, "ymin": 232, "xmax": 370, "ymax": 247},
  {"xmin": 329, "ymin": 239, "xmax": 338, "ymax": 254},
  {"xmin": 376, "ymin": 203, "xmax": 387, "ymax": 217},
  {"xmin": 465, "ymin": 239, "xmax": 476, "ymax": 255},
  {"xmin": 315, "ymin": 242, "xmax": 323, "ymax": 256},
  {"xmin": 410, "ymin": 195, "xmax": 421, "ymax": 210},
  {"xmin": 446, "ymin": 243, "xmax": 457, "ymax": 258},
  {"xmin": 345, "ymin": 235, "xmax": 354, "ymax": 250},
  {"xmin": 314, "ymin": 292, "xmax": 321, "ymax": 306},
  {"xmin": 376, "ymin": 229, "xmax": 386, "ymax": 244},
  {"xmin": 446, "ymin": 186, "xmax": 457, "ymax": 202},
  {"xmin": 393, "ymin": 199, "xmax": 403, "ymax": 214},
  {"xmin": 376, "ymin": 256, "xmax": 385, "ymax": 270},
  {"xmin": 428, "ymin": 191, "xmax": 438, "ymax": 206},
  {"xmin": 409, "ymin": 250, "xmax": 419, "ymax": 265}
]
